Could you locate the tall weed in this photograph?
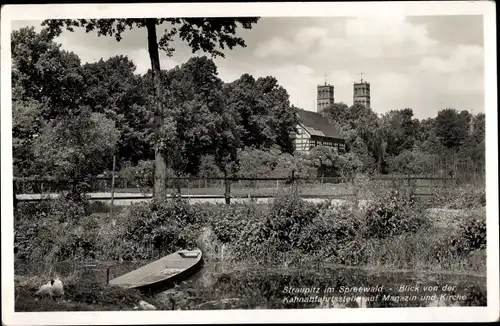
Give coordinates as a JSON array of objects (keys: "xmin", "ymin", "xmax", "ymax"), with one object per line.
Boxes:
[{"xmin": 364, "ymin": 190, "xmax": 429, "ymax": 239}]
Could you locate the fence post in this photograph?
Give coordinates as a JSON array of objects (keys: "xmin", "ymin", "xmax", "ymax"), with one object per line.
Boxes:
[
  {"xmin": 13, "ymin": 179, "xmax": 18, "ymax": 210},
  {"xmin": 110, "ymin": 155, "xmax": 116, "ymax": 218},
  {"xmin": 354, "ymin": 176, "xmax": 360, "ymax": 208},
  {"xmin": 224, "ymin": 172, "xmax": 231, "ymax": 205}
]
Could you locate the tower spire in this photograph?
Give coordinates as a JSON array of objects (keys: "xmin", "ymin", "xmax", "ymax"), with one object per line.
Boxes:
[
  {"xmin": 360, "ymin": 70, "xmax": 364, "ymax": 83},
  {"xmin": 324, "ymin": 73, "xmax": 327, "ymax": 85}
]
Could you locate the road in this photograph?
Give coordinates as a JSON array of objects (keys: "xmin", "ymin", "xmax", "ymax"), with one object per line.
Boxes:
[{"xmin": 16, "ymin": 192, "xmax": 371, "ymax": 207}]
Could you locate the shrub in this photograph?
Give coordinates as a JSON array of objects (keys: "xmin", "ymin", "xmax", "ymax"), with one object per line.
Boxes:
[
  {"xmin": 448, "ymin": 186, "xmax": 486, "ymax": 210},
  {"xmin": 118, "ymin": 160, "xmax": 154, "ymax": 191},
  {"xmin": 233, "ymin": 219, "xmax": 273, "ymax": 263},
  {"xmin": 460, "ymin": 216, "xmax": 486, "ymax": 251},
  {"xmin": 119, "ymin": 196, "xmax": 205, "ymax": 260},
  {"xmin": 450, "ymin": 210, "xmax": 486, "ymax": 256},
  {"xmin": 298, "ymin": 202, "xmax": 362, "ymax": 257},
  {"xmin": 364, "ymin": 190, "xmax": 429, "ymax": 239},
  {"xmin": 207, "ymin": 203, "xmax": 258, "ymax": 243},
  {"xmin": 264, "ymin": 190, "xmax": 320, "ymax": 251},
  {"xmin": 431, "ymin": 185, "xmax": 486, "ymax": 209},
  {"xmin": 14, "ymin": 196, "xmax": 94, "ymax": 262}
]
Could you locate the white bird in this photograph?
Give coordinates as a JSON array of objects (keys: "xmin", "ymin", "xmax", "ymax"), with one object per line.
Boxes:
[
  {"xmin": 35, "ymin": 277, "xmax": 64, "ymax": 301},
  {"xmin": 49, "ymin": 277, "xmax": 64, "ymax": 299},
  {"xmin": 138, "ymin": 300, "xmax": 157, "ymax": 310},
  {"xmin": 35, "ymin": 281, "xmax": 53, "ymax": 296}
]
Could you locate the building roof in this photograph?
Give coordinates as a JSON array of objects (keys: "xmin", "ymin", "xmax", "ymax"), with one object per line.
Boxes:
[{"xmin": 296, "ymin": 109, "xmax": 344, "ymax": 140}]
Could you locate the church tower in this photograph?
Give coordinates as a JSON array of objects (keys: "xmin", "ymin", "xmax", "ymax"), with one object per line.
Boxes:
[
  {"xmin": 317, "ymin": 76, "xmax": 334, "ymax": 112},
  {"xmin": 353, "ymin": 71, "xmax": 371, "ymax": 108}
]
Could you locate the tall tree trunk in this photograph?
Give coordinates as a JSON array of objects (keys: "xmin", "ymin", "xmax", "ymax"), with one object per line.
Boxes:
[
  {"xmin": 146, "ymin": 19, "xmax": 167, "ymax": 197},
  {"xmin": 224, "ymin": 169, "xmax": 231, "ymax": 205}
]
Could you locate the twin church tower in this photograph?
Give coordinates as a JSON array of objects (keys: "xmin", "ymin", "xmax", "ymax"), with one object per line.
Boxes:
[{"xmin": 316, "ymin": 72, "xmax": 371, "ymax": 112}]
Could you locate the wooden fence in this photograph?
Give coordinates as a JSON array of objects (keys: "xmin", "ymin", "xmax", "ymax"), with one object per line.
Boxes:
[{"xmin": 13, "ymin": 175, "xmax": 457, "ymax": 194}]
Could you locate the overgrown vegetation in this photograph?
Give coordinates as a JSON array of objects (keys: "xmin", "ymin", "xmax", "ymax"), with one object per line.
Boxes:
[{"xmin": 15, "ymin": 184, "xmax": 486, "ymax": 274}]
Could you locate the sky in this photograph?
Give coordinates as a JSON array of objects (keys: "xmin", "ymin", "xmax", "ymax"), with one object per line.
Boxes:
[{"xmin": 11, "ymin": 15, "xmax": 484, "ymax": 119}]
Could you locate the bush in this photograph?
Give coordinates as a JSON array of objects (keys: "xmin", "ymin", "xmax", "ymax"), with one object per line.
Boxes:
[
  {"xmin": 460, "ymin": 216, "xmax": 486, "ymax": 251},
  {"xmin": 118, "ymin": 196, "xmax": 206, "ymax": 260},
  {"xmin": 431, "ymin": 185, "xmax": 486, "ymax": 209},
  {"xmin": 450, "ymin": 211, "xmax": 487, "ymax": 256},
  {"xmin": 233, "ymin": 219, "xmax": 273, "ymax": 263},
  {"xmin": 118, "ymin": 160, "xmax": 154, "ymax": 186},
  {"xmin": 298, "ymin": 202, "xmax": 362, "ymax": 257},
  {"xmin": 14, "ymin": 196, "xmax": 95, "ymax": 262},
  {"xmin": 264, "ymin": 190, "xmax": 320, "ymax": 251},
  {"xmin": 448, "ymin": 186, "xmax": 486, "ymax": 209},
  {"xmin": 364, "ymin": 190, "xmax": 429, "ymax": 239},
  {"xmin": 206, "ymin": 203, "xmax": 259, "ymax": 243},
  {"xmin": 227, "ymin": 191, "xmax": 320, "ymax": 264}
]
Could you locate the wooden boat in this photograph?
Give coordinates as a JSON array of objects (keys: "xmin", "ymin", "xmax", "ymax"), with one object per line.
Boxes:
[{"xmin": 109, "ymin": 249, "xmax": 203, "ymax": 292}]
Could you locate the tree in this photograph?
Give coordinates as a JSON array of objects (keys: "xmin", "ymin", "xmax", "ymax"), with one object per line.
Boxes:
[
  {"xmin": 82, "ymin": 55, "xmax": 154, "ymax": 165},
  {"xmin": 159, "ymin": 56, "xmax": 240, "ymax": 177},
  {"xmin": 42, "ymin": 17, "xmax": 260, "ymax": 197},
  {"xmin": 415, "ymin": 117, "xmax": 435, "ymax": 145},
  {"xmin": 11, "ymin": 27, "xmax": 92, "ymax": 178},
  {"xmin": 350, "ymin": 136, "xmax": 376, "ymax": 173},
  {"xmin": 321, "ymin": 102, "xmax": 349, "ymax": 126},
  {"xmin": 255, "ymin": 77, "xmax": 298, "ymax": 154},
  {"xmin": 198, "ymin": 155, "xmax": 223, "ymax": 179},
  {"xmin": 472, "ymin": 113, "xmax": 485, "ymax": 144},
  {"xmin": 381, "ymin": 109, "xmax": 418, "ymax": 157},
  {"xmin": 350, "ymin": 109, "xmax": 385, "ymax": 174},
  {"xmin": 224, "ymin": 74, "xmax": 298, "ymax": 153},
  {"xmin": 335, "ymin": 152, "xmax": 364, "ymax": 180},
  {"xmin": 32, "ymin": 106, "xmax": 120, "ymax": 199},
  {"xmin": 11, "ymin": 27, "xmax": 85, "ymax": 120},
  {"xmin": 274, "ymin": 152, "xmax": 315, "ymax": 179},
  {"xmin": 236, "ymin": 146, "xmax": 280, "ymax": 179},
  {"xmin": 435, "ymin": 108, "xmax": 470, "ymax": 149},
  {"xmin": 386, "ymin": 149, "xmax": 437, "ymax": 175},
  {"xmin": 308, "ymin": 146, "xmax": 340, "ymax": 178},
  {"xmin": 347, "ymin": 103, "xmax": 376, "ymax": 129},
  {"xmin": 12, "ymin": 99, "xmax": 45, "ymax": 177}
]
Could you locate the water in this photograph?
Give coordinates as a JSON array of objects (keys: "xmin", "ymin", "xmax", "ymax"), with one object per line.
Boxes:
[
  {"xmin": 160, "ymin": 263, "xmax": 487, "ymax": 309},
  {"xmin": 15, "ymin": 260, "xmax": 486, "ymax": 310}
]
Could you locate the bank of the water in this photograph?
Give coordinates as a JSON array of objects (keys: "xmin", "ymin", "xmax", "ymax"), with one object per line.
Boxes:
[{"xmin": 14, "ymin": 260, "xmax": 487, "ymax": 311}]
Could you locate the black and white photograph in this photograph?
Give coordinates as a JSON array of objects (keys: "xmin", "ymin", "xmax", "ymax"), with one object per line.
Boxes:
[{"xmin": 1, "ymin": 2, "xmax": 498, "ymax": 325}]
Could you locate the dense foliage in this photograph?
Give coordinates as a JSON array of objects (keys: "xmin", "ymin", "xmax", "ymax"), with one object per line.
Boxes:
[
  {"xmin": 15, "ymin": 187, "xmax": 486, "ymax": 271},
  {"xmin": 322, "ymin": 104, "xmax": 485, "ymax": 180},
  {"xmin": 12, "ymin": 26, "xmax": 485, "ymax": 184},
  {"xmin": 363, "ymin": 191, "xmax": 429, "ymax": 239}
]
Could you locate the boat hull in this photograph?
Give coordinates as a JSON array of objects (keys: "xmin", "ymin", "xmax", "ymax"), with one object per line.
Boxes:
[{"xmin": 109, "ymin": 249, "xmax": 203, "ymax": 294}]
